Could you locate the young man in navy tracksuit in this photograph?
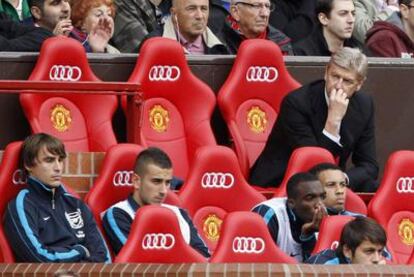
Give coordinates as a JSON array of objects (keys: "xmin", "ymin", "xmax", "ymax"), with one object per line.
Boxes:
[
  {"xmin": 4, "ymin": 133, "xmax": 111, "ymax": 262},
  {"xmin": 102, "ymin": 147, "xmax": 210, "ymax": 257}
]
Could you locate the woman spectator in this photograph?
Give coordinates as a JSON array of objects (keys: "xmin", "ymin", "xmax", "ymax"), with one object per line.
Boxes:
[{"xmin": 70, "ymin": 0, "xmax": 119, "ymax": 53}]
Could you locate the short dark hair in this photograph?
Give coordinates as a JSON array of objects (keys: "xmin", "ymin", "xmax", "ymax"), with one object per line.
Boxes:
[
  {"xmin": 316, "ymin": 0, "xmax": 335, "ymax": 18},
  {"xmin": 28, "ymin": 0, "xmax": 45, "ymax": 9},
  {"xmin": 286, "ymin": 172, "xmax": 319, "ymax": 199},
  {"xmin": 22, "ymin": 133, "xmax": 66, "ymax": 171},
  {"xmin": 309, "ymin": 163, "xmax": 343, "ymax": 177},
  {"xmin": 338, "ymin": 217, "xmax": 387, "ymax": 255},
  {"xmin": 134, "ymin": 147, "xmax": 172, "ymax": 176},
  {"xmin": 399, "ymin": 0, "xmax": 413, "ymax": 5}
]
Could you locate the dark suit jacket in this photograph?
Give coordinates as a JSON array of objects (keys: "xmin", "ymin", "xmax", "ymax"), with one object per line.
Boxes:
[{"xmin": 249, "ymin": 80, "xmax": 379, "ymax": 192}]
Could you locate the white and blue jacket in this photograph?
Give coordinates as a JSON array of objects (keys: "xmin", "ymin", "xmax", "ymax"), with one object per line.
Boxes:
[
  {"xmin": 102, "ymin": 194, "xmax": 210, "ymax": 258},
  {"xmin": 4, "ymin": 176, "xmax": 111, "ymax": 263}
]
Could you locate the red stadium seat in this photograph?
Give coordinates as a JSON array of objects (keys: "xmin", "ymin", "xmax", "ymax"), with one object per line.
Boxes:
[
  {"xmin": 114, "ymin": 205, "xmax": 207, "ymax": 263},
  {"xmin": 368, "ymin": 151, "xmax": 414, "ymax": 264},
  {"xmin": 272, "ymin": 147, "xmax": 367, "ymax": 215},
  {"xmin": 210, "ymin": 211, "xmax": 297, "ymax": 263},
  {"xmin": 311, "ymin": 215, "xmax": 354, "ymax": 255},
  {"xmin": 84, "ymin": 143, "xmax": 181, "ymax": 230},
  {"xmin": 179, "ymin": 145, "xmax": 265, "ymax": 252},
  {"xmin": 20, "ymin": 36, "xmax": 117, "ymax": 152},
  {"xmin": 217, "ymin": 39, "xmax": 300, "ymax": 176},
  {"xmin": 0, "ymin": 141, "xmax": 79, "ymax": 262},
  {"xmin": 126, "ymin": 37, "xmax": 216, "ymax": 180},
  {"xmin": 274, "ymin": 147, "xmax": 336, "ymax": 197}
]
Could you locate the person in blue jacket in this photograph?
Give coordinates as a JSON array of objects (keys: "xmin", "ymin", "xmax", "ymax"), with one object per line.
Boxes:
[
  {"xmin": 102, "ymin": 147, "xmax": 210, "ymax": 257},
  {"xmin": 306, "ymin": 216, "xmax": 388, "ymax": 264},
  {"xmin": 4, "ymin": 133, "xmax": 111, "ymax": 263}
]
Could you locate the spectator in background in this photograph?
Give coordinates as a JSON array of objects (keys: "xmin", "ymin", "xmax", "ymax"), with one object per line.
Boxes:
[
  {"xmin": 306, "ymin": 217, "xmax": 388, "ymax": 264},
  {"xmin": 0, "ymin": 0, "xmax": 32, "ymax": 21},
  {"xmin": 309, "ymin": 163, "xmax": 362, "ymax": 216},
  {"xmin": 71, "ymin": 0, "xmax": 120, "ymax": 53},
  {"xmin": 102, "ymin": 147, "xmax": 210, "ymax": 257},
  {"xmin": 365, "ymin": 0, "xmax": 414, "ymax": 58},
  {"xmin": 111, "ymin": 0, "xmax": 162, "ymax": 53},
  {"xmin": 376, "ymin": 0, "xmax": 400, "ymax": 12},
  {"xmin": 250, "ymin": 47, "xmax": 379, "ymax": 192},
  {"xmin": 143, "ymin": 0, "xmax": 228, "ymax": 54},
  {"xmin": 294, "ymin": 0, "xmax": 360, "ymax": 56},
  {"xmin": 4, "ymin": 133, "xmax": 110, "ymax": 262},
  {"xmin": 28, "ymin": 0, "xmax": 73, "ymax": 36},
  {"xmin": 0, "ymin": 12, "xmax": 52, "ymax": 51},
  {"xmin": 353, "ymin": 0, "xmax": 399, "ymax": 45},
  {"xmin": 252, "ymin": 172, "xmax": 327, "ymax": 262},
  {"xmin": 219, "ymin": 0, "xmax": 293, "ymax": 54},
  {"xmin": 207, "ymin": 0, "xmax": 230, "ymax": 35},
  {"xmin": 269, "ymin": 0, "xmax": 317, "ymax": 43}
]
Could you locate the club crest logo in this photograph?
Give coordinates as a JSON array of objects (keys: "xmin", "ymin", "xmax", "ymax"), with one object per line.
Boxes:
[
  {"xmin": 50, "ymin": 104, "xmax": 72, "ymax": 132},
  {"xmin": 203, "ymin": 214, "xmax": 222, "ymax": 242},
  {"xmin": 149, "ymin": 104, "xmax": 169, "ymax": 132},
  {"xmin": 398, "ymin": 218, "xmax": 414, "ymax": 245},
  {"xmin": 65, "ymin": 209, "xmax": 84, "ymax": 230},
  {"xmin": 247, "ymin": 106, "xmax": 267, "ymax": 133}
]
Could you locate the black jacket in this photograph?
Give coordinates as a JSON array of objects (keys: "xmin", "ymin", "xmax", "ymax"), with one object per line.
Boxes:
[
  {"xmin": 0, "ymin": 12, "xmax": 52, "ymax": 51},
  {"xmin": 219, "ymin": 21, "xmax": 293, "ymax": 55},
  {"xmin": 249, "ymin": 80, "xmax": 379, "ymax": 192},
  {"xmin": 4, "ymin": 176, "xmax": 111, "ymax": 262},
  {"xmin": 293, "ymin": 25, "xmax": 361, "ymax": 56},
  {"xmin": 269, "ymin": 0, "xmax": 317, "ymax": 43}
]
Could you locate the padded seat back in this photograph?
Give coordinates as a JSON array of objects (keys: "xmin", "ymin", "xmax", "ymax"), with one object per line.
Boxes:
[
  {"xmin": 368, "ymin": 151, "xmax": 414, "ymax": 264},
  {"xmin": 21, "ymin": 36, "xmax": 117, "ymax": 151},
  {"xmin": 210, "ymin": 211, "xmax": 297, "ymax": 263},
  {"xmin": 179, "ymin": 145, "xmax": 265, "ymax": 251},
  {"xmin": 311, "ymin": 215, "xmax": 354, "ymax": 255},
  {"xmin": 218, "ymin": 39, "xmax": 300, "ymax": 175},
  {"xmin": 274, "ymin": 147, "xmax": 367, "ymax": 214},
  {"xmin": 128, "ymin": 37, "xmax": 216, "ymax": 179},
  {"xmin": 114, "ymin": 205, "xmax": 207, "ymax": 263},
  {"xmin": 84, "ymin": 143, "xmax": 181, "ymax": 228}
]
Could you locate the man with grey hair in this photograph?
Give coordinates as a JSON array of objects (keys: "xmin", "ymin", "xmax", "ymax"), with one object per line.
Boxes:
[
  {"xmin": 250, "ymin": 47, "xmax": 379, "ymax": 192},
  {"xmin": 218, "ymin": 0, "xmax": 293, "ymax": 54},
  {"xmin": 143, "ymin": 0, "xmax": 228, "ymax": 54}
]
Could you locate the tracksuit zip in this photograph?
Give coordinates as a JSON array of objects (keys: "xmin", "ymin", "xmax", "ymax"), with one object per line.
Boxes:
[{"xmin": 52, "ymin": 190, "xmax": 55, "ymax": 210}]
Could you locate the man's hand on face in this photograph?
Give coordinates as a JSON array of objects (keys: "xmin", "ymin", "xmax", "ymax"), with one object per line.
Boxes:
[
  {"xmin": 53, "ymin": 19, "xmax": 73, "ymax": 36},
  {"xmin": 325, "ymin": 88, "xmax": 349, "ymax": 137},
  {"xmin": 88, "ymin": 17, "xmax": 113, "ymax": 53},
  {"xmin": 301, "ymin": 203, "xmax": 328, "ymax": 237}
]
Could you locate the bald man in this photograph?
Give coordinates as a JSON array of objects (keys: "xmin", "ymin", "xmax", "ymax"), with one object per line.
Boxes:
[{"xmin": 142, "ymin": 0, "xmax": 228, "ymax": 54}]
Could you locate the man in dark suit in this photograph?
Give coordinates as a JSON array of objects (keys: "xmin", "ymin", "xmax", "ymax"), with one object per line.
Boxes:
[{"xmin": 249, "ymin": 47, "xmax": 378, "ymax": 192}]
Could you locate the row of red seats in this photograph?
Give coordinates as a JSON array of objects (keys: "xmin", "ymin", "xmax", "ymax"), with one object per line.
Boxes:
[
  {"xmin": 0, "ymin": 141, "xmax": 414, "ymax": 264},
  {"xmin": 19, "ymin": 35, "xmax": 299, "ymax": 182}
]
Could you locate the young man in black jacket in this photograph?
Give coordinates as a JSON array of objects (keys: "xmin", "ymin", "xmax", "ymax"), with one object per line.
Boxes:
[
  {"xmin": 0, "ymin": 12, "xmax": 52, "ymax": 51},
  {"xmin": 4, "ymin": 133, "xmax": 111, "ymax": 262}
]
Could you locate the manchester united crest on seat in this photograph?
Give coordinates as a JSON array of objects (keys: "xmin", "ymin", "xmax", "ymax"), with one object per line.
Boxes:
[
  {"xmin": 247, "ymin": 106, "xmax": 267, "ymax": 133},
  {"xmin": 149, "ymin": 104, "xmax": 169, "ymax": 132},
  {"xmin": 399, "ymin": 218, "xmax": 414, "ymax": 246},
  {"xmin": 50, "ymin": 104, "xmax": 72, "ymax": 132}
]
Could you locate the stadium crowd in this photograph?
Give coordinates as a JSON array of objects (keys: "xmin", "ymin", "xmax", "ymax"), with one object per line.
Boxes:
[
  {"xmin": 1, "ymin": 0, "xmax": 413, "ymax": 57},
  {"xmin": 0, "ymin": 0, "xmax": 414, "ymax": 269}
]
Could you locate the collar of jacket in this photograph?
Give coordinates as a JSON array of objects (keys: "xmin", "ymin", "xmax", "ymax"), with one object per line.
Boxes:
[
  {"xmin": 127, "ymin": 194, "xmax": 141, "ymax": 212},
  {"xmin": 162, "ymin": 15, "xmax": 225, "ymax": 50},
  {"xmin": 27, "ymin": 176, "xmax": 67, "ymax": 200}
]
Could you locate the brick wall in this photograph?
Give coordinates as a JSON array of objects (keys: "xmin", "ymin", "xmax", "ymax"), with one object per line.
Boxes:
[{"xmin": 1, "ymin": 263, "xmax": 413, "ymax": 276}]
